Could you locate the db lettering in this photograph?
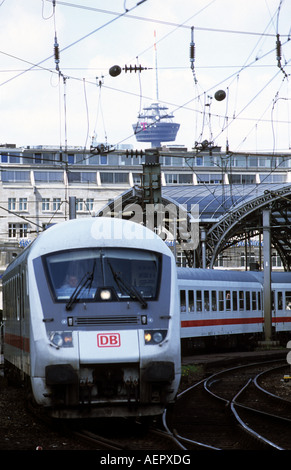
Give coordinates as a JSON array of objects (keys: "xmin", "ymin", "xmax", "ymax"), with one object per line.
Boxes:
[{"xmin": 97, "ymin": 333, "xmax": 121, "ymax": 348}]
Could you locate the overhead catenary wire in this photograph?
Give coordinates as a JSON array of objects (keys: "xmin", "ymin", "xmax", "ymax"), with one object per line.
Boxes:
[
  {"xmin": 43, "ymin": 0, "xmax": 291, "ymax": 38},
  {"xmin": 0, "ymin": 0, "xmax": 290, "ymax": 157},
  {"xmin": 0, "ymin": 0, "xmax": 149, "ymax": 88}
]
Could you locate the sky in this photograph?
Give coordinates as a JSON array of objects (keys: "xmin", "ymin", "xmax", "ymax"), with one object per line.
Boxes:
[{"xmin": 0, "ymin": 0, "xmax": 291, "ymax": 153}]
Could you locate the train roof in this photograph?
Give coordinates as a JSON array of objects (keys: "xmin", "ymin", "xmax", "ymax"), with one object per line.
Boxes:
[
  {"xmin": 177, "ymin": 267, "xmax": 260, "ymax": 283},
  {"xmin": 177, "ymin": 268, "xmax": 291, "ymax": 285},
  {"xmin": 3, "ymin": 217, "xmax": 173, "ymax": 278}
]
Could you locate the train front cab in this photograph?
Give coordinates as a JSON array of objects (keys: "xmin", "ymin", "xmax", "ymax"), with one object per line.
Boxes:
[{"xmin": 29, "ymin": 244, "xmax": 181, "ymax": 419}]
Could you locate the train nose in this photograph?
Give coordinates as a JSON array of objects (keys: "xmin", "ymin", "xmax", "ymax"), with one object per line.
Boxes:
[{"xmin": 78, "ymin": 330, "xmax": 140, "ymax": 363}]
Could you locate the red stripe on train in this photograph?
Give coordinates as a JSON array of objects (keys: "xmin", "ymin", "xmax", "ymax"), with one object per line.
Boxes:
[
  {"xmin": 181, "ymin": 317, "xmax": 291, "ymax": 328},
  {"xmin": 4, "ymin": 333, "xmax": 30, "ymax": 353}
]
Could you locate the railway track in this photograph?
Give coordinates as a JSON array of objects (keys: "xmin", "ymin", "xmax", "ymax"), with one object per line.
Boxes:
[
  {"xmin": 73, "ymin": 419, "xmax": 184, "ymax": 450},
  {"xmin": 165, "ymin": 358, "xmax": 291, "ymax": 450}
]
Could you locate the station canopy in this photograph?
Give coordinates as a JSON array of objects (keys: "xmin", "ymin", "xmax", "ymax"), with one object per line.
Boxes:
[{"xmin": 97, "ymin": 183, "xmax": 291, "ymax": 270}]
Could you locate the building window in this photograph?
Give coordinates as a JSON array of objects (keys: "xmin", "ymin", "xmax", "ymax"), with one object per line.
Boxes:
[
  {"xmin": 8, "ymin": 198, "xmax": 16, "ymax": 211},
  {"xmin": 53, "ymin": 198, "xmax": 62, "ymax": 211},
  {"xmin": 42, "ymin": 198, "xmax": 50, "ymax": 211},
  {"xmin": 176, "ymin": 251, "xmax": 188, "ymax": 267},
  {"xmin": 34, "ymin": 171, "xmax": 64, "ymax": 183},
  {"xmin": 67, "ymin": 172, "xmax": 96, "ymax": 183},
  {"xmin": 115, "ymin": 173, "xmax": 129, "ymax": 183},
  {"xmin": 100, "ymin": 172, "xmax": 113, "ymax": 184},
  {"xmin": 272, "ymin": 251, "xmax": 283, "ymax": 268},
  {"xmin": 76, "ymin": 199, "xmax": 83, "ymax": 211},
  {"xmin": 165, "ymin": 174, "xmax": 178, "ymax": 184},
  {"xmin": 237, "ymin": 174, "xmax": 256, "ymax": 184},
  {"xmin": 2, "ymin": 171, "xmax": 30, "ymax": 182},
  {"xmin": 8, "ymin": 223, "xmax": 28, "ymax": 238},
  {"xmin": 179, "ymin": 174, "xmax": 193, "ymax": 184},
  {"xmin": 34, "ymin": 153, "xmax": 42, "ymax": 164},
  {"xmin": 19, "ymin": 198, "xmax": 27, "ymax": 211},
  {"xmin": 100, "ymin": 172, "xmax": 129, "ymax": 184},
  {"xmin": 85, "ymin": 198, "xmax": 94, "ymax": 211},
  {"xmin": 197, "ymin": 174, "xmax": 222, "ymax": 184},
  {"xmin": 8, "ymin": 223, "xmax": 17, "ymax": 238},
  {"xmin": 19, "ymin": 223, "xmax": 28, "ymax": 238}
]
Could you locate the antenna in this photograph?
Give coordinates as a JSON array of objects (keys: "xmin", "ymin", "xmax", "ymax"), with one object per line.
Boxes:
[{"xmin": 154, "ymin": 30, "xmax": 159, "ymax": 101}]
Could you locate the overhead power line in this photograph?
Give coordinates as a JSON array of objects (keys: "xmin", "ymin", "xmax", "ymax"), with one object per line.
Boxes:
[
  {"xmin": 0, "ymin": 0, "xmax": 148, "ymax": 88},
  {"xmin": 44, "ymin": 0, "xmax": 291, "ymax": 38}
]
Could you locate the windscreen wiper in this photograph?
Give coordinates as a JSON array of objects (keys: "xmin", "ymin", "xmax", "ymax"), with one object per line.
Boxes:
[
  {"xmin": 65, "ymin": 271, "xmax": 94, "ymax": 311},
  {"xmin": 107, "ymin": 261, "xmax": 147, "ymax": 309}
]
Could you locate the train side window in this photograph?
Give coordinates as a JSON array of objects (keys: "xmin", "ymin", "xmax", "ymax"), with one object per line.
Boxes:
[
  {"xmin": 180, "ymin": 290, "xmax": 186, "ymax": 312},
  {"xmin": 239, "ymin": 291, "xmax": 244, "ymax": 310},
  {"xmin": 232, "ymin": 291, "xmax": 238, "ymax": 311},
  {"xmin": 16, "ymin": 276, "xmax": 20, "ymax": 321},
  {"xmin": 188, "ymin": 290, "xmax": 194, "ymax": 312},
  {"xmin": 285, "ymin": 291, "xmax": 291, "ymax": 310},
  {"xmin": 211, "ymin": 291, "xmax": 217, "ymax": 311},
  {"xmin": 252, "ymin": 291, "xmax": 257, "ymax": 310},
  {"xmin": 246, "ymin": 291, "xmax": 250, "ymax": 311},
  {"xmin": 204, "ymin": 291, "xmax": 210, "ymax": 311},
  {"xmin": 219, "ymin": 291, "xmax": 224, "ymax": 311},
  {"xmin": 196, "ymin": 290, "xmax": 202, "ymax": 311},
  {"xmin": 277, "ymin": 291, "xmax": 283, "ymax": 310},
  {"xmin": 226, "ymin": 290, "xmax": 231, "ymax": 310},
  {"xmin": 258, "ymin": 292, "xmax": 261, "ymax": 310}
]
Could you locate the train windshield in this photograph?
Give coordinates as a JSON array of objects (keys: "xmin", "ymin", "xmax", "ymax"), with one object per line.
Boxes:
[{"xmin": 44, "ymin": 248, "xmax": 160, "ymax": 303}]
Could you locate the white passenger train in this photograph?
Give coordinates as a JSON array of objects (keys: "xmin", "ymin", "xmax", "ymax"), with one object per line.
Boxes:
[
  {"xmin": 178, "ymin": 268, "xmax": 291, "ymax": 350},
  {"xmin": 3, "ymin": 218, "xmax": 181, "ymax": 419}
]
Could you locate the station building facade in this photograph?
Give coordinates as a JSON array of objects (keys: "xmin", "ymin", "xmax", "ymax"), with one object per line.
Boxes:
[{"xmin": 0, "ymin": 143, "xmax": 290, "ymax": 285}]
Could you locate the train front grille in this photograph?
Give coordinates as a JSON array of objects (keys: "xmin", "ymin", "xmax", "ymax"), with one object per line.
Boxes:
[{"xmin": 74, "ymin": 316, "xmax": 140, "ymax": 326}]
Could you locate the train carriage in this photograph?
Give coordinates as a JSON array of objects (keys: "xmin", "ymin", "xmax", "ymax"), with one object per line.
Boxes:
[
  {"xmin": 3, "ymin": 217, "xmax": 181, "ymax": 419},
  {"xmin": 178, "ymin": 267, "xmax": 291, "ymax": 350}
]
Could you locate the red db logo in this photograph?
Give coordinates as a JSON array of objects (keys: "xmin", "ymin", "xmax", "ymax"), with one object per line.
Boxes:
[{"xmin": 97, "ymin": 333, "xmax": 121, "ymax": 348}]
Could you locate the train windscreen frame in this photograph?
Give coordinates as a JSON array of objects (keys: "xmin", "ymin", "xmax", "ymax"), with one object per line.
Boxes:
[{"xmin": 43, "ymin": 247, "xmax": 161, "ymax": 304}]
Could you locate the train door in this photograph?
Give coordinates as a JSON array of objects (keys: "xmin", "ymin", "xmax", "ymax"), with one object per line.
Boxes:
[
  {"xmin": 271, "ymin": 290, "xmax": 276, "ymax": 334},
  {"xmin": 17, "ymin": 270, "xmax": 27, "ymax": 379},
  {"xmin": 16, "ymin": 274, "xmax": 24, "ymax": 376}
]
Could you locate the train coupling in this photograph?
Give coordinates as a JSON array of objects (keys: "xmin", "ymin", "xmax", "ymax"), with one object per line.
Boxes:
[{"xmin": 125, "ymin": 377, "xmax": 139, "ymax": 406}]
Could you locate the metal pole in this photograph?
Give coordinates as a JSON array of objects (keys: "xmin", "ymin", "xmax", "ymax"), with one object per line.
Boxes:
[
  {"xmin": 263, "ymin": 209, "xmax": 272, "ymax": 342},
  {"xmin": 201, "ymin": 228, "xmax": 206, "ymax": 269},
  {"xmin": 69, "ymin": 196, "xmax": 76, "ymax": 220}
]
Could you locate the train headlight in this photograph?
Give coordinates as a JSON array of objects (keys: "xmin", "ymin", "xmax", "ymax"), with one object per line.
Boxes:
[
  {"xmin": 144, "ymin": 330, "xmax": 167, "ymax": 345},
  {"xmin": 153, "ymin": 331, "xmax": 163, "ymax": 343},
  {"xmin": 48, "ymin": 331, "xmax": 73, "ymax": 348},
  {"xmin": 100, "ymin": 289, "xmax": 112, "ymax": 300}
]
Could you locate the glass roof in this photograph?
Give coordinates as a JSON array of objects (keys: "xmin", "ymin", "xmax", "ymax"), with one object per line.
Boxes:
[{"xmin": 162, "ymin": 183, "xmax": 291, "ymax": 220}]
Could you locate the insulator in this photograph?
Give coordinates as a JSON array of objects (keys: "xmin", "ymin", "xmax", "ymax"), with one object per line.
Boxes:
[
  {"xmin": 190, "ymin": 44, "xmax": 195, "ymax": 61},
  {"xmin": 54, "ymin": 45, "xmax": 59, "ymax": 61},
  {"xmin": 125, "ymin": 149, "xmax": 144, "ymax": 157},
  {"xmin": 276, "ymin": 34, "xmax": 282, "ymax": 62},
  {"xmin": 54, "ymin": 36, "xmax": 60, "ymax": 69},
  {"xmin": 190, "ymin": 26, "xmax": 195, "ymax": 68},
  {"xmin": 124, "ymin": 64, "xmax": 147, "ymax": 73}
]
